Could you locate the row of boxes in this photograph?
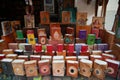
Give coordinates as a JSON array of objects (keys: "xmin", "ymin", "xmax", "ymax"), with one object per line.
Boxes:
[
  {"xmin": 7, "ymin": 42, "xmax": 109, "ymax": 52},
  {"xmin": 0, "ymin": 53, "xmax": 119, "ymax": 79}
]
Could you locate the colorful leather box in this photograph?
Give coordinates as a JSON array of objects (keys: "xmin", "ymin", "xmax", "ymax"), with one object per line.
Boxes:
[
  {"xmin": 64, "ymin": 34, "xmax": 74, "ymax": 44},
  {"xmin": 50, "ymin": 23, "xmax": 62, "ymax": 40},
  {"xmin": 93, "ymin": 59, "xmax": 107, "ymax": 80},
  {"xmin": 25, "ymin": 44, "xmax": 33, "ymax": 52},
  {"xmin": 79, "ymin": 30, "xmax": 87, "ymax": 40},
  {"xmin": 22, "ymin": 27, "xmax": 38, "ymax": 38},
  {"xmin": 97, "ymin": 43, "xmax": 109, "ymax": 52},
  {"xmin": 30, "ymin": 55, "xmax": 40, "ymax": 61},
  {"xmin": 18, "ymin": 55, "xmax": 29, "ymax": 61},
  {"xmin": 2, "ymin": 49, "xmax": 14, "ymax": 55},
  {"xmin": 75, "ymin": 43, "xmax": 85, "ymax": 55},
  {"xmin": 92, "ymin": 17, "xmax": 104, "ymax": 29},
  {"xmin": 57, "ymin": 44, "xmax": 63, "ymax": 52},
  {"xmin": 14, "ymin": 49, "xmax": 24, "ymax": 55},
  {"xmin": 38, "ymin": 60, "xmax": 51, "ymax": 76},
  {"xmin": 1, "ymin": 21, "xmax": 12, "ymax": 36},
  {"xmin": 16, "ymin": 30, "xmax": 24, "ymax": 39},
  {"xmin": 52, "ymin": 60, "xmax": 65, "ymax": 76},
  {"xmin": 66, "ymin": 60, "xmax": 79, "ymax": 78},
  {"xmin": 1, "ymin": 58, "xmax": 14, "ymax": 75},
  {"xmin": 12, "ymin": 59, "xmax": 25, "ymax": 76},
  {"xmin": 87, "ymin": 34, "xmax": 95, "ymax": 45},
  {"xmin": 27, "ymin": 30, "xmax": 36, "ymax": 45},
  {"xmin": 38, "ymin": 34, "xmax": 47, "ymax": 45},
  {"xmin": 79, "ymin": 59, "xmax": 93, "ymax": 77},
  {"xmin": 46, "ymin": 44, "xmax": 53, "ymax": 53},
  {"xmin": 24, "ymin": 15, "xmax": 35, "ymax": 28},
  {"xmin": 6, "ymin": 54, "xmax": 18, "ymax": 59},
  {"xmin": 105, "ymin": 59, "xmax": 119, "ymax": 78},
  {"xmin": 62, "ymin": 11, "xmax": 70, "ymax": 24},
  {"xmin": 35, "ymin": 44, "xmax": 42, "ymax": 53},
  {"xmin": 68, "ymin": 44, "xmax": 74, "ymax": 53},
  {"xmin": 48, "ymin": 39, "xmax": 64, "ymax": 51},
  {"xmin": 81, "ymin": 44, "xmax": 88, "ymax": 53},
  {"xmin": 8, "ymin": 43, "xmax": 18, "ymax": 51},
  {"xmin": 40, "ymin": 11, "xmax": 50, "ymax": 24},
  {"xmin": 76, "ymin": 26, "xmax": 91, "ymax": 38},
  {"xmin": 76, "ymin": 12, "xmax": 87, "ymax": 26},
  {"xmin": 24, "ymin": 60, "xmax": 38, "ymax": 77}
]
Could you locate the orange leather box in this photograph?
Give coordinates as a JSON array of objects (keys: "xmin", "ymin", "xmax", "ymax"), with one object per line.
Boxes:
[
  {"xmin": 24, "ymin": 60, "xmax": 38, "ymax": 77},
  {"xmin": 79, "ymin": 59, "xmax": 93, "ymax": 77},
  {"xmin": 93, "ymin": 59, "xmax": 107, "ymax": 80},
  {"xmin": 66, "ymin": 60, "xmax": 79, "ymax": 78},
  {"xmin": 38, "ymin": 60, "xmax": 51, "ymax": 76},
  {"xmin": 40, "ymin": 11, "xmax": 50, "ymax": 24},
  {"xmin": 62, "ymin": 11, "xmax": 70, "ymax": 24},
  {"xmin": 50, "ymin": 23, "xmax": 62, "ymax": 40}
]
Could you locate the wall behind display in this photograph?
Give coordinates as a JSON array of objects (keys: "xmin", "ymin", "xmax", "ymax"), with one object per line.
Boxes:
[
  {"xmin": 75, "ymin": 0, "xmax": 95, "ymax": 25},
  {"xmin": 105, "ymin": 0, "xmax": 118, "ymax": 30}
]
